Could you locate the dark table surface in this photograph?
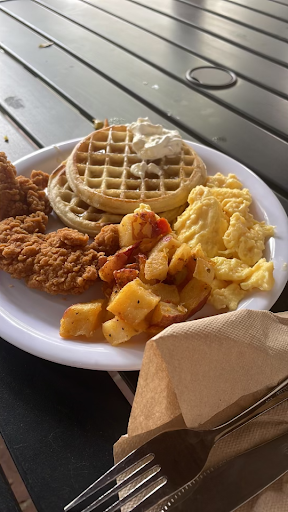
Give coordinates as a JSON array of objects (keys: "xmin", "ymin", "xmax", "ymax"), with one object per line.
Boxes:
[{"xmin": 0, "ymin": 1, "xmax": 288, "ymax": 510}]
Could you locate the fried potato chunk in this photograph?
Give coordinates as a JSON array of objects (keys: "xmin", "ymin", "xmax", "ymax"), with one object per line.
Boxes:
[
  {"xmin": 107, "ymin": 278, "xmax": 160, "ymax": 325},
  {"xmin": 102, "ymin": 317, "xmax": 138, "ymax": 345},
  {"xmin": 180, "ymin": 278, "xmax": 211, "ymax": 317},
  {"xmin": 60, "ymin": 300, "xmax": 104, "ymax": 338}
]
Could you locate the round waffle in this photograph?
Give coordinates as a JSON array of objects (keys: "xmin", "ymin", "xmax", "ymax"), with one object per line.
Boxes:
[
  {"xmin": 65, "ymin": 125, "xmax": 207, "ymax": 214},
  {"xmin": 48, "ymin": 163, "xmax": 187, "ymax": 236}
]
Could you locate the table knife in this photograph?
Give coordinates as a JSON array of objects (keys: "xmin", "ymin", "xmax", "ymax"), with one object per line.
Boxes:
[{"xmin": 160, "ymin": 430, "xmax": 288, "ymax": 512}]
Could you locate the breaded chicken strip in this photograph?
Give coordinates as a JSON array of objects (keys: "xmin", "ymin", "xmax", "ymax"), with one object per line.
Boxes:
[
  {"xmin": 0, "ymin": 152, "xmax": 51, "ymax": 221},
  {"xmin": 0, "ymin": 212, "xmax": 101, "ymax": 294}
]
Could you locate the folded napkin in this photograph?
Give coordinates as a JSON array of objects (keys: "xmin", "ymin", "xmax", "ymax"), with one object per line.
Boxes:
[{"xmin": 114, "ymin": 309, "xmax": 288, "ymax": 511}]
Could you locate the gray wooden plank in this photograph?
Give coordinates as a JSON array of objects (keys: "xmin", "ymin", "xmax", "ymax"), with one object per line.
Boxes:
[
  {"xmin": 126, "ymin": 0, "xmax": 288, "ymax": 61},
  {"xmin": 0, "ymin": 53, "xmax": 93, "ymax": 147},
  {"xmin": 0, "ymin": 111, "xmax": 38, "ymax": 162},
  {"xmin": 0, "ymin": 15, "xmax": 196, "ymax": 142},
  {"xmin": 177, "ymin": 0, "xmax": 288, "ymax": 38},
  {"xmin": 82, "ymin": 0, "xmax": 288, "ymax": 98},
  {"xmin": 271, "ymin": 0, "xmax": 288, "ymax": 6},
  {"xmin": 15, "ymin": 0, "xmax": 288, "ymax": 139},
  {"xmin": 225, "ymin": 0, "xmax": 288, "ymax": 20},
  {"xmin": 9, "ymin": 1, "xmax": 288, "ymax": 98},
  {"xmin": 1, "ymin": 1, "xmax": 288, "ymax": 194}
]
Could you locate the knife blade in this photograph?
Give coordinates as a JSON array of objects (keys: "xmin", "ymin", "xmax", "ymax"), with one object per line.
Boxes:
[{"xmin": 159, "ymin": 430, "xmax": 288, "ymax": 512}]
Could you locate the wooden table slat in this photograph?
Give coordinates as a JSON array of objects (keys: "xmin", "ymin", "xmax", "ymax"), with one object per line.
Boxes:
[
  {"xmin": 271, "ymin": 0, "xmax": 288, "ymax": 6},
  {"xmin": 1, "ymin": 1, "xmax": 288, "ymax": 194},
  {"xmin": 27, "ymin": 0, "xmax": 288, "ymax": 140},
  {"xmin": 7, "ymin": 0, "xmax": 288, "ymax": 94},
  {"xmin": 2, "ymin": 10, "xmax": 288, "ymax": 144},
  {"xmin": 0, "ymin": 16, "xmax": 196, "ymax": 143},
  {"xmin": 225, "ymin": 0, "xmax": 288, "ymax": 20},
  {"xmin": 0, "ymin": 53, "xmax": 93, "ymax": 147},
  {"xmin": 83, "ymin": 0, "xmax": 288, "ymax": 95},
  {"xmin": 176, "ymin": 0, "xmax": 288, "ymax": 37},
  {"xmin": 0, "ymin": 111, "xmax": 38, "ymax": 162},
  {"xmin": 125, "ymin": 0, "xmax": 288, "ymax": 61}
]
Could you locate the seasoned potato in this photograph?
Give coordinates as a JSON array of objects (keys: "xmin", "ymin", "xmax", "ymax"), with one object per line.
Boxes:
[
  {"xmin": 107, "ymin": 278, "xmax": 160, "ymax": 325},
  {"xmin": 119, "ymin": 204, "xmax": 171, "ymax": 248},
  {"xmin": 136, "ymin": 254, "xmax": 158, "ymax": 285},
  {"xmin": 151, "ymin": 301, "xmax": 188, "ymax": 328},
  {"xmin": 145, "ymin": 251, "xmax": 169, "ymax": 281},
  {"xmin": 150, "ymin": 283, "xmax": 180, "ymax": 304},
  {"xmin": 153, "ymin": 234, "xmax": 181, "ymax": 258},
  {"xmin": 114, "ymin": 268, "xmax": 139, "ymax": 288},
  {"xmin": 168, "ymin": 243, "xmax": 192, "ymax": 275},
  {"xmin": 99, "ymin": 243, "xmax": 138, "ymax": 283},
  {"xmin": 180, "ymin": 277, "xmax": 211, "ymax": 317},
  {"xmin": 60, "ymin": 300, "xmax": 104, "ymax": 338},
  {"xmin": 118, "ymin": 213, "xmax": 135, "ymax": 248},
  {"xmin": 145, "ymin": 235, "xmax": 181, "ymax": 281},
  {"xmin": 102, "ymin": 317, "xmax": 138, "ymax": 345},
  {"xmin": 167, "ymin": 255, "xmax": 196, "ymax": 288},
  {"xmin": 193, "ymin": 257, "xmax": 215, "ymax": 285}
]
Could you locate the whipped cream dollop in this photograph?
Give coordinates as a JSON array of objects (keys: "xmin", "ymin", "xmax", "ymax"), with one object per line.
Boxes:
[
  {"xmin": 130, "ymin": 161, "xmax": 161, "ymax": 179},
  {"xmin": 129, "ymin": 118, "xmax": 182, "ymax": 160}
]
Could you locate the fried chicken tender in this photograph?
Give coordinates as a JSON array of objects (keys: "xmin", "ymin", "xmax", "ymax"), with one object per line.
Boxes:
[
  {"xmin": 0, "ymin": 212, "xmax": 101, "ymax": 294},
  {"xmin": 93, "ymin": 224, "xmax": 119, "ymax": 256},
  {"xmin": 0, "ymin": 152, "xmax": 51, "ymax": 221}
]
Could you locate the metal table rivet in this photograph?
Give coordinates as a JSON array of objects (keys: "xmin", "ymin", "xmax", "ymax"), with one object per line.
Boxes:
[{"xmin": 186, "ymin": 66, "xmax": 237, "ymax": 89}]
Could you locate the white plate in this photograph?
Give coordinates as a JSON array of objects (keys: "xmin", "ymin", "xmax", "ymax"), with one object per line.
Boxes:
[{"xmin": 0, "ymin": 140, "xmax": 287, "ymax": 370}]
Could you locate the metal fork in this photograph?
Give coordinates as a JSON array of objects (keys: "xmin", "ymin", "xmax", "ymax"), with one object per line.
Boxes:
[{"xmin": 64, "ymin": 377, "xmax": 288, "ymax": 512}]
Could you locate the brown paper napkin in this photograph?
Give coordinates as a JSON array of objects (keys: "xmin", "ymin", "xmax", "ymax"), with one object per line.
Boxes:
[{"xmin": 114, "ymin": 309, "xmax": 288, "ymax": 511}]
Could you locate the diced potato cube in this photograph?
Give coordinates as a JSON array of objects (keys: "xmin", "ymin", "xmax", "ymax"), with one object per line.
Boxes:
[
  {"xmin": 60, "ymin": 300, "xmax": 104, "ymax": 338},
  {"xmin": 102, "ymin": 317, "xmax": 138, "ymax": 345},
  {"xmin": 145, "ymin": 250, "xmax": 168, "ymax": 281},
  {"xmin": 118, "ymin": 213, "xmax": 135, "ymax": 248},
  {"xmin": 107, "ymin": 278, "xmax": 160, "ymax": 325},
  {"xmin": 150, "ymin": 283, "xmax": 180, "ymax": 304},
  {"xmin": 151, "ymin": 235, "xmax": 181, "ymax": 259},
  {"xmin": 151, "ymin": 301, "xmax": 188, "ymax": 328},
  {"xmin": 193, "ymin": 257, "xmax": 215, "ymax": 285},
  {"xmin": 145, "ymin": 235, "xmax": 181, "ymax": 281},
  {"xmin": 168, "ymin": 243, "xmax": 192, "ymax": 275},
  {"xmin": 180, "ymin": 278, "xmax": 211, "ymax": 317}
]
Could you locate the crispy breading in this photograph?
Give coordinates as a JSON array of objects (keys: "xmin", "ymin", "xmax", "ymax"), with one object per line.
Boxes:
[
  {"xmin": 93, "ymin": 224, "xmax": 119, "ymax": 256},
  {"xmin": 0, "ymin": 212, "xmax": 101, "ymax": 294},
  {"xmin": 0, "ymin": 152, "xmax": 51, "ymax": 221}
]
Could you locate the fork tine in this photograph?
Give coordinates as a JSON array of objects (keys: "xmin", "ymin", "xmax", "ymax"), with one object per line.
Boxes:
[
  {"xmin": 64, "ymin": 447, "xmax": 151, "ymax": 511},
  {"xmin": 103, "ymin": 475, "xmax": 167, "ymax": 512},
  {"xmin": 81, "ymin": 465, "xmax": 163, "ymax": 512}
]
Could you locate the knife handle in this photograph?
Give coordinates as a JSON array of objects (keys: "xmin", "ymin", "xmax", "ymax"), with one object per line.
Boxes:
[{"xmin": 212, "ymin": 378, "xmax": 288, "ymax": 443}]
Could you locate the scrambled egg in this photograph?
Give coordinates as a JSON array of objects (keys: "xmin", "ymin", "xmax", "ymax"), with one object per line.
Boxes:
[
  {"xmin": 222, "ymin": 212, "xmax": 274, "ymax": 266},
  {"xmin": 174, "ymin": 173, "xmax": 274, "ymax": 311},
  {"xmin": 174, "ymin": 196, "xmax": 228, "ymax": 257}
]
